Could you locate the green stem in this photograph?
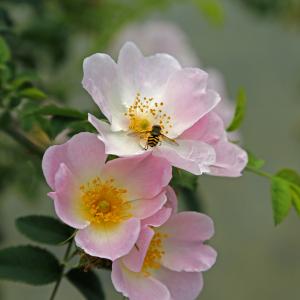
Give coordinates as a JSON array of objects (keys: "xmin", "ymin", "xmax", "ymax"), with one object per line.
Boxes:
[
  {"xmin": 49, "ymin": 241, "xmax": 73, "ymax": 300},
  {"xmin": 246, "ymin": 167, "xmax": 273, "ymax": 180},
  {"xmin": 3, "ymin": 125, "xmax": 44, "ymax": 159}
]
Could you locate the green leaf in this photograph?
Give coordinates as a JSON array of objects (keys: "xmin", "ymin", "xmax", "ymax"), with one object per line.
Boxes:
[
  {"xmin": 0, "ymin": 246, "xmax": 61, "ymax": 285},
  {"xmin": 276, "ymin": 169, "xmax": 300, "ymax": 186},
  {"xmin": 67, "ymin": 268, "xmax": 105, "ymax": 300},
  {"xmin": 246, "ymin": 150, "xmax": 265, "ymax": 170},
  {"xmin": 16, "ymin": 215, "xmax": 74, "ymax": 245},
  {"xmin": 276, "ymin": 169, "xmax": 300, "ymax": 215},
  {"xmin": 171, "ymin": 169, "xmax": 197, "ymax": 191},
  {"xmin": 271, "ymin": 177, "xmax": 292, "ymax": 225},
  {"xmin": 0, "ymin": 36, "xmax": 10, "ymax": 64},
  {"xmin": 19, "ymin": 87, "xmax": 47, "ymax": 100},
  {"xmin": 25, "ymin": 104, "xmax": 87, "ymax": 119},
  {"xmin": 227, "ymin": 88, "xmax": 247, "ymax": 132},
  {"xmin": 193, "ymin": 0, "xmax": 224, "ymax": 25}
]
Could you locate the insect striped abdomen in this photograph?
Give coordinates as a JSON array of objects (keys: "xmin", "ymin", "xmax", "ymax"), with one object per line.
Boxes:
[{"xmin": 147, "ymin": 135, "xmax": 160, "ymax": 147}]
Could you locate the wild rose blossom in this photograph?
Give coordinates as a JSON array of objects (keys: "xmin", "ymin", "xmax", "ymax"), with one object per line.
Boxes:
[
  {"xmin": 83, "ymin": 42, "xmax": 247, "ymax": 176},
  {"xmin": 42, "ymin": 132, "xmax": 172, "ymax": 260},
  {"xmin": 111, "ymin": 21, "xmax": 241, "ymax": 140},
  {"xmin": 111, "ymin": 210, "xmax": 217, "ymax": 300}
]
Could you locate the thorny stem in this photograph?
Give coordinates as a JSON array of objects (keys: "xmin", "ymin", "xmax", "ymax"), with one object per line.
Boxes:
[{"xmin": 49, "ymin": 240, "xmax": 73, "ymax": 300}]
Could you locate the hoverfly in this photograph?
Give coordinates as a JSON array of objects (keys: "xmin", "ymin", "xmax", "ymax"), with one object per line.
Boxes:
[{"xmin": 130, "ymin": 125, "xmax": 178, "ymax": 150}]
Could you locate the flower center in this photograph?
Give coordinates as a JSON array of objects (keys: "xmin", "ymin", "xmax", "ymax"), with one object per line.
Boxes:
[
  {"xmin": 80, "ymin": 177, "xmax": 132, "ymax": 225},
  {"xmin": 142, "ymin": 231, "xmax": 168, "ymax": 276},
  {"xmin": 124, "ymin": 92, "xmax": 173, "ymax": 136}
]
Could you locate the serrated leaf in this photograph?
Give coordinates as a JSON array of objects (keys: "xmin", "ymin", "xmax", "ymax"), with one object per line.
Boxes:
[
  {"xmin": 67, "ymin": 268, "xmax": 105, "ymax": 300},
  {"xmin": 276, "ymin": 169, "xmax": 300, "ymax": 215},
  {"xmin": 271, "ymin": 178, "xmax": 292, "ymax": 225},
  {"xmin": 0, "ymin": 36, "xmax": 10, "ymax": 64},
  {"xmin": 0, "ymin": 246, "xmax": 61, "ymax": 285},
  {"xmin": 16, "ymin": 215, "xmax": 74, "ymax": 245},
  {"xmin": 276, "ymin": 169, "xmax": 300, "ymax": 186},
  {"xmin": 19, "ymin": 87, "xmax": 47, "ymax": 100},
  {"xmin": 25, "ymin": 104, "xmax": 87, "ymax": 119},
  {"xmin": 246, "ymin": 150, "xmax": 265, "ymax": 170},
  {"xmin": 227, "ymin": 88, "xmax": 247, "ymax": 132}
]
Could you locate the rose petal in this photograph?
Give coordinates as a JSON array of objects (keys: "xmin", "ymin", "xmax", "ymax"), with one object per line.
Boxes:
[
  {"xmin": 153, "ymin": 140, "xmax": 216, "ymax": 175},
  {"xmin": 162, "ymin": 240, "xmax": 217, "ymax": 272},
  {"xmin": 88, "ymin": 114, "xmax": 144, "ymax": 156},
  {"xmin": 42, "ymin": 132, "xmax": 106, "ymax": 189},
  {"xmin": 208, "ymin": 139, "xmax": 248, "ymax": 177},
  {"xmin": 112, "ymin": 260, "xmax": 171, "ymax": 300},
  {"xmin": 75, "ymin": 218, "xmax": 140, "ymax": 260},
  {"xmin": 130, "ymin": 192, "xmax": 167, "ymax": 219},
  {"xmin": 82, "ymin": 53, "xmax": 118, "ymax": 123},
  {"xmin": 122, "ymin": 226, "xmax": 155, "ymax": 272},
  {"xmin": 155, "ymin": 267, "xmax": 203, "ymax": 300},
  {"xmin": 49, "ymin": 163, "xmax": 89, "ymax": 229},
  {"xmin": 161, "ymin": 212, "xmax": 215, "ymax": 242},
  {"xmin": 162, "ymin": 68, "xmax": 220, "ymax": 137},
  {"xmin": 102, "ymin": 153, "xmax": 172, "ymax": 200}
]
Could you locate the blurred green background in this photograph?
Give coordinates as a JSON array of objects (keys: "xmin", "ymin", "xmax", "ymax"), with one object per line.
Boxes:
[{"xmin": 0, "ymin": 0, "xmax": 300, "ymax": 299}]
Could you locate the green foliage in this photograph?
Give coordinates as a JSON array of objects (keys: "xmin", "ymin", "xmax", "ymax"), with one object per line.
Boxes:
[
  {"xmin": 171, "ymin": 169, "xmax": 204, "ymax": 212},
  {"xmin": 246, "ymin": 150, "xmax": 265, "ymax": 170},
  {"xmin": 271, "ymin": 177, "xmax": 292, "ymax": 225},
  {"xmin": 193, "ymin": 0, "xmax": 225, "ymax": 25},
  {"xmin": 247, "ymin": 153, "xmax": 300, "ymax": 225},
  {"xmin": 67, "ymin": 268, "xmax": 105, "ymax": 300},
  {"xmin": 19, "ymin": 87, "xmax": 47, "ymax": 101},
  {"xmin": 0, "ymin": 246, "xmax": 61, "ymax": 285},
  {"xmin": 227, "ymin": 88, "xmax": 247, "ymax": 132},
  {"xmin": 16, "ymin": 215, "xmax": 74, "ymax": 245},
  {"xmin": 0, "ymin": 36, "xmax": 11, "ymax": 64},
  {"xmin": 276, "ymin": 169, "xmax": 300, "ymax": 215}
]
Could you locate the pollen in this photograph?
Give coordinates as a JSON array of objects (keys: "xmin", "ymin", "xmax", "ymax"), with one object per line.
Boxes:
[
  {"xmin": 124, "ymin": 92, "xmax": 173, "ymax": 136},
  {"xmin": 80, "ymin": 177, "xmax": 132, "ymax": 225},
  {"xmin": 142, "ymin": 231, "xmax": 168, "ymax": 276}
]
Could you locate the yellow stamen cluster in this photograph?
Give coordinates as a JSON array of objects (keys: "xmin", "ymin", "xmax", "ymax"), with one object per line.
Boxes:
[
  {"xmin": 124, "ymin": 93, "xmax": 173, "ymax": 135},
  {"xmin": 80, "ymin": 177, "xmax": 132, "ymax": 225},
  {"xmin": 142, "ymin": 232, "xmax": 168, "ymax": 276}
]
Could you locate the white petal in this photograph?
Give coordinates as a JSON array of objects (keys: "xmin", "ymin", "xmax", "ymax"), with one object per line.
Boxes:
[{"xmin": 88, "ymin": 114, "xmax": 144, "ymax": 156}]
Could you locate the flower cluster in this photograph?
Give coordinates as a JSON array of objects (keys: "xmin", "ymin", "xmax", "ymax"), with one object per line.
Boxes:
[{"xmin": 42, "ymin": 42, "xmax": 247, "ymax": 299}]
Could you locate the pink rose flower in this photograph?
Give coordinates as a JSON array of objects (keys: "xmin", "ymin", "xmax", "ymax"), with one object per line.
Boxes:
[
  {"xmin": 83, "ymin": 42, "xmax": 247, "ymax": 176},
  {"xmin": 110, "ymin": 21, "xmax": 241, "ymax": 141},
  {"xmin": 111, "ymin": 211, "xmax": 217, "ymax": 300},
  {"xmin": 42, "ymin": 132, "xmax": 172, "ymax": 260}
]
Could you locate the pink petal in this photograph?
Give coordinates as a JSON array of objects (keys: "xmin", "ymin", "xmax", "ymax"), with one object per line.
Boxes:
[
  {"xmin": 165, "ymin": 186, "xmax": 178, "ymax": 214},
  {"xmin": 49, "ymin": 164, "xmax": 89, "ymax": 229},
  {"xmin": 82, "ymin": 53, "xmax": 118, "ymax": 122},
  {"xmin": 141, "ymin": 207, "xmax": 172, "ymax": 228},
  {"xmin": 153, "ymin": 140, "xmax": 216, "ymax": 175},
  {"xmin": 102, "ymin": 153, "xmax": 172, "ymax": 200},
  {"xmin": 122, "ymin": 226, "xmax": 155, "ymax": 272},
  {"xmin": 155, "ymin": 267, "xmax": 203, "ymax": 300},
  {"xmin": 75, "ymin": 218, "xmax": 140, "ymax": 260},
  {"xmin": 42, "ymin": 132, "xmax": 106, "ymax": 189},
  {"xmin": 130, "ymin": 192, "xmax": 167, "ymax": 219},
  {"xmin": 161, "ymin": 212, "xmax": 215, "ymax": 242},
  {"xmin": 162, "ymin": 68, "xmax": 220, "ymax": 138},
  {"xmin": 88, "ymin": 114, "xmax": 144, "ymax": 156},
  {"xmin": 118, "ymin": 42, "xmax": 181, "ymax": 103},
  {"xmin": 180, "ymin": 112, "xmax": 225, "ymax": 144},
  {"xmin": 112, "ymin": 260, "xmax": 171, "ymax": 300},
  {"xmin": 208, "ymin": 139, "xmax": 248, "ymax": 177},
  {"xmin": 162, "ymin": 240, "xmax": 217, "ymax": 272}
]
